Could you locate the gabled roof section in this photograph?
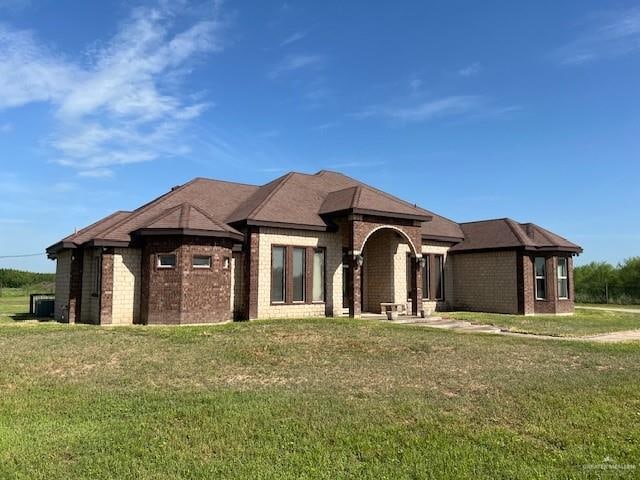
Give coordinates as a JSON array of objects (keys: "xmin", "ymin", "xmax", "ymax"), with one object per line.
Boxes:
[
  {"xmin": 450, "ymin": 218, "xmax": 582, "ymax": 253},
  {"xmin": 227, "ymin": 170, "xmax": 433, "ymax": 228},
  {"xmin": 319, "ymin": 184, "xmax": 432, "ymax": 221},
  {"xmin": 46, "ymin": 210, "xmax": 132, "ymax": 254},
  {"xmin": 134, "ymin": 203, "xmax": 243, "ymax": 240}
]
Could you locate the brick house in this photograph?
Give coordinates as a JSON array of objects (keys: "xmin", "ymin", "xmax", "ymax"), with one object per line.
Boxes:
[{"xmin": 46, "ymin": 170, "xmax": 582, "ymax": 325}]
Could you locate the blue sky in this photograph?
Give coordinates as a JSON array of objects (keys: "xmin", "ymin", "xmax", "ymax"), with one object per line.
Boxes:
[{"xmin": 0, "ymin": 0, "xmax": 638, "ymax": 272}]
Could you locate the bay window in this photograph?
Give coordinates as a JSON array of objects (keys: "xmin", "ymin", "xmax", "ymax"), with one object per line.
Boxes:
[
  {"xmin": 535, "ymin": 257, "xmax": 547, "ymax": 300},
  {"xmin": 557, "ymin": 257, "xmax": 569, "ymax": 299}
]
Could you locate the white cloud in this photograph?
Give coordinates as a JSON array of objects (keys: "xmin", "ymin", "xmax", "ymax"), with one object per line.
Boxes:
[
  {"xmin": 554, "ymin": 7, "xmax": 640, "ymax": 65},
  {"xmin": 352, "ymin": 95, "xmax": 519, "ymax": 123},
  {"xmin": 0, "ymin": 1, "xmax": 226, "ymax": 174},
  {"xmin": 458, "ymin": 62, "xmax": 482, "ymax": 77},
  {"xmin": 269, "ymin": 53, "xmax": 324, "ymax": 78},
  {"xmin": 280, "ymin": 31, "xmax": 307, "ymax": 46},
  {"xmin": 353, "ymin": 96, "xmax": 482, "ymax": 122},
  {"xmin": 78, "ymin": 168, "xmax": 114, "ymax": 178}
]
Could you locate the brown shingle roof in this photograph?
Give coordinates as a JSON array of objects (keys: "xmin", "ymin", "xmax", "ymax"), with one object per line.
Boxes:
[
  {"xmin": 319, "ymin": 184, "xmax": 432, "ymax": 220},
  {"xmin": 136, "ymin": 203, "xmax": 243, "ymax": 238},
  {"xmin": 49, "ymin": 171, "xmax": 581, "ymax": 254},
  {"xmin": 450, "ymin": 218, "xmax": 582, "ymax": 253}
]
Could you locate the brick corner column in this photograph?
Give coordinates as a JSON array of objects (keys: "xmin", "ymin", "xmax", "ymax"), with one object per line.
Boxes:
[
  {"xmin": 67, "ymin": 249, "xmax": 84, "ymax": 324},
  {"xmin": 411, "ymin": 256, "xmax": 422, "ymax": 316},
  {"xmin": 99, "ymin": 248, "xmax": 114, "ymax": 325},
  {"xmin": 247, "ymin": 228, "xmax": 260, "ymax": 320}
]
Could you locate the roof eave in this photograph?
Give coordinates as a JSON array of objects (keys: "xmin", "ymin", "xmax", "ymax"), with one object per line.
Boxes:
[
  {"xmin": 421, "ymin": 234, "xmax": 464, "ymax": 244},
  {"xmin": 245, "ymin": 219, "xmax": 330, "ymax": 232},
  {"xmin": 134, "ymin": 228, "xmax": 244, "ymax": 241},
  {"xmin": 46, "ymin": 240, "xmax": 77, "ymax": 256},
  {"xmin": 321, "ymin": 208, "xmax": 432, "ymax": 222}
]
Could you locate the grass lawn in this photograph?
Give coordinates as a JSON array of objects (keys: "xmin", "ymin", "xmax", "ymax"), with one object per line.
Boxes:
[
  {"xmin": 0, "ymin": 295, "xmax": 29, "ymax": 320},
  {"xmin": 1, "ymin": 298, "xmax": 640, "ymax": 478},
  {"xmin": 443, "ymin": 309, "xmax": 640, "ymax": 337},
  {"xmin": 577, "ymin": 303, "xmax": 640, "ymax": 310}
]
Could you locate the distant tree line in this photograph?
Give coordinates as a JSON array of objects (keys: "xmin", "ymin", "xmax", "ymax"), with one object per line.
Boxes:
[
  {"xmin": 0, "ymin": 268, "xmax": 55, "ymax": 289},
  {"xmin": 574, "ymin": 257, "xmax": 640, "ymax": 304}
]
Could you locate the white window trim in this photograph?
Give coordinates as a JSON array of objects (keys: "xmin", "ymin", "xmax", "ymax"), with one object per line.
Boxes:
[
  {"xmin": 192, "ymin": 255, "xmax": 212, "ymax": 269},
  {"xmin": 534, "ymin": 257, "xmax": 547, "ymax": 300},
  {"xmin": 157, "ymin": 254, "xmax": 176, "ymax": 269},
  {"xmin": 557, "ymin": 257, "xmax": 569, "ymax": 300}
]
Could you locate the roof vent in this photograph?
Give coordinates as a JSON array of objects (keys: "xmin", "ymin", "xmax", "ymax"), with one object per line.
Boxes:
[{"xmin": 171, "ymin": 185, "xmax": 181, "ymax": 191}]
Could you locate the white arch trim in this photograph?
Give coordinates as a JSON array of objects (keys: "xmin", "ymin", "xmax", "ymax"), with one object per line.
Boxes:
[{"xmin": 357, "ymin": 225, "xmax": 421, "ymax": 257}]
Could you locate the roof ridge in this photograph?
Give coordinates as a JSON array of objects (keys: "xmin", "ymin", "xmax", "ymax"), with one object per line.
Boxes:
[
  {"xmin": 63, "ymin": 210, "xmax": 131, "ymax": 242},
  {"xmin": 189, "ymin": 203, "xmax": 236, "ymax": 232},
  {"xmin": 180, "ymin": 204, "xmax": 190, "ymax": 229},
  {"xmin": 504, "ymin": 218, "xmax": 530, "ymax": 245},
  {"xmin": 338, "ymin": 172, "xmax": 429, "ymax": 213},
  {"xmin": 247, "ymin": 172, "xmax": 295, "ymax": 220},
  {"xmin": 190, "ymin": 176, "xmax": 259, "ymax": 188},
  {"xmin": 98, "ymin": 178, "xmax": 202, "ymax": 239},
  {"xmin": 352, "ymin": 185, "xmax": 362, "ymax": 207},
  {"xmin": 458, "ymin": 217, "xmax": 511, "ymax": 225}
]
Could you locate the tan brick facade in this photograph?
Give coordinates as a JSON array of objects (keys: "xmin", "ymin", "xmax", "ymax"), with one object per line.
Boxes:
[
  {"xmin": 256, "ymin": 227, "xmax": 342, "ymax": 318},
  {"xmin": 111, "ymin": 247, "xmax": 142, "ymax": 325},
  {"xmin": 449, "ymin": 250, "xmax": 520, "ymax": 314},
  {"xmin": 54, "ymin": 250, "xmax": 71, "ymax": 321}
]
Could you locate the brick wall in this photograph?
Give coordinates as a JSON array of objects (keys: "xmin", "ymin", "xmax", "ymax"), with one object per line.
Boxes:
[
  {"xmin": 54, "ymin": 250, "xmax": 71, "ymax": 321},
  {"xmin": 111, "ymin": 247, "xmax": 141, "ymax": 325},
  {"xmin": 523, "ymin": 254, "xmax": 575, "ymax": 315},
  {"xmin": 80, "ymin": 248, "xmax": 100, "ymax": 324},
  {"xmin": 231, "ymin": 252, "xmax": 246, "ymax": 319},
  {"xmin": 256, "ymin": 227, "xmax": 342, "ymax": 318},
  {"xmin": 450, "ymin": 250, "xmax": 519, "ymax": 314},
  {"xmin": 141, "ymin": 236, "xmax": 233, "ymax": 324}
]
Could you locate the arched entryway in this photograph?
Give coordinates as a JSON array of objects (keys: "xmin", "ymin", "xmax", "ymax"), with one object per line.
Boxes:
[{"xmin": 358, "ymin": 226, "xmax": 421, "ymax": 315}]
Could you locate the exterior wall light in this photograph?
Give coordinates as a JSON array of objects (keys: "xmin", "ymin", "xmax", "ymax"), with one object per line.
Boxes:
[
  {"xmin": 354, "ymin": 254, "xmax": 364, "ymax": 268},
  {"xmin": 418, "ymin": 256, "xmax": 427, "ymax": 268}
]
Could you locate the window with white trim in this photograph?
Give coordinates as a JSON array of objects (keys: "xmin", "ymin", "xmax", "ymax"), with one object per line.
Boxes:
[
  {"xmin": 535, "ymin": 257, "xmax": 547, "ymax": 300},
  {"xmin": 557, "ymin": 257, "xmax": 569, "ymax": 299},
  {"xmin": 157, "ymin": 254, "xmax": 176, "ymax": 269},
  {"xmin": 192, "ymin": 255, "xmax": 211, "ymax": 268}
]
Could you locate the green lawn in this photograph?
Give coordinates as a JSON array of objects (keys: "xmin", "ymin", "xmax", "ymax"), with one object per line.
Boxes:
[
  {"xmin": 0, "ymin": 295, "xmax": 29, "ymax": 319},
  {"xmin": 577, "ymin": 303, "xmax": 640, "ymax": 310},
  {"xmin": 1, "ymin": 298, "xmax": 640, "ymax": 478},
  {"xmin": 443, "ymin": 309, "xmax": 640, "ymax": 337}
]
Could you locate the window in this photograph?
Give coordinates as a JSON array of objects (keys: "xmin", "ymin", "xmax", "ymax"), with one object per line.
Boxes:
[
  {"xmin": 312, "ymin": 249, "xmax": 325, "ymax": 302},
  {"xmin": 292, "ymin": 247, "xmax": 306, "ymax": 302},
  {"xmin": 423, "ymin": 255, "xmax": 430, "ymax": 299},
  {"xmin": 223, "ymin": 257, "xmax": 230, "ymax": 270},
  {"xmin": 271, "ymin": 246, "xmax": 285, "ymax": 303},
  {"xmin": 92, "ymin": 256, "xmax": 101, "ymax": 295},
  {"xmin": 192, "ymin": 255, "xmax": 211, "ymax": 268},
  {"xmin": 158, "ymin": 254, "xmax": 176, "ymax": 269},
  {"xmin": 557, "ymin": 257, "xmax": 569, "ymax": 299},
  {"xmin": 535, "ymin": 257, "xmax": 547, "ymax": 300},
  {"xmin": 434, "ymin": 255, "xmax": 444, "ymax": 300}
]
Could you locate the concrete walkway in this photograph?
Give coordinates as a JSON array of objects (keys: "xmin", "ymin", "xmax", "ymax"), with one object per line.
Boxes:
[
  {"xmin": 387, "ymin": 316, "xmax": 640, "ymax": 343},
  {"xmin": 577, "ymin": 305, "xmax": 640, "ymax": 314}
]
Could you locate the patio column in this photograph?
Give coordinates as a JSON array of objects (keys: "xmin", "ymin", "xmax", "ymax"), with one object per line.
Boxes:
[
  {"xmin": 348, "ymin": 254, "xmax": 361, "ymax": 318},
  {"xmin": 411, "ymin": 255, "xmax": 423, "ymax": 316}
]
